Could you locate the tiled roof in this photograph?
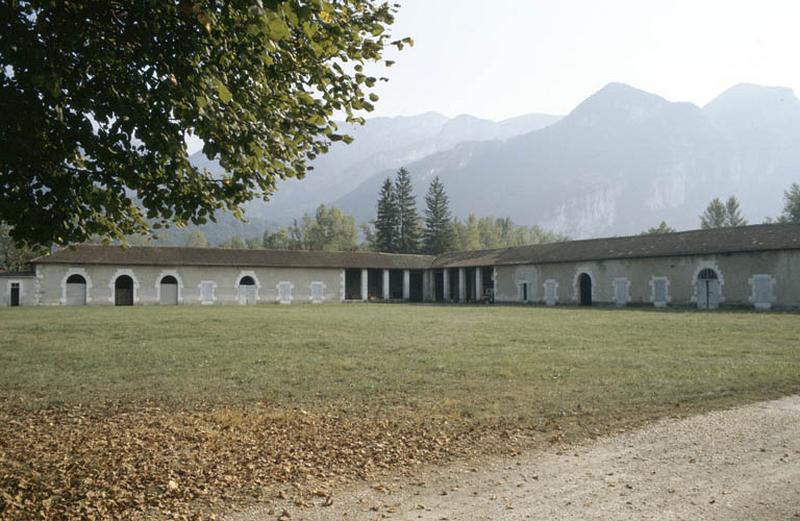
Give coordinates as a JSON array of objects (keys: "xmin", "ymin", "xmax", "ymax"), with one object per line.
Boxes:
[
  {"xmin": 31, "ymin": 224, "xmax": 800, "ymax": 270},
  {"xmin": 33, "ymin": 245, "xmax": 435, "ymax": 270},
  {"xmin": 431, "ymin": 224, "xmax": 800, "ymax": 268}
]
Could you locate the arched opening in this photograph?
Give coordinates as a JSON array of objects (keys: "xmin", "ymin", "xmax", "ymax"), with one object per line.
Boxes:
[
  {"xmin": 65, "ymin": 274, "xmax": 87, "ymax": 306},
  {"xmin": 159, "ymin": 275, "xmax": 179, "ymax": 305},
  {"xmin": 697, "ymin": 268, "xmax": 720, "ymax": 309},
  {"xmin": 237, "ymin": 275, "xmax": 257, "ymax": 304},
  {"xmin": 114, "ymin": 275, "xmax": 134, "ymax": 306},
  {"xmin": 579, "ymin": 273, "xmax": 592, "ymax": 306}
]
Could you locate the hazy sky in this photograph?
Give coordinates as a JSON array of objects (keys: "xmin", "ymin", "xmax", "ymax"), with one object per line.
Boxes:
[{"xmin": 365, "ymin": 0, "xmax": 800, "ymax": 120}]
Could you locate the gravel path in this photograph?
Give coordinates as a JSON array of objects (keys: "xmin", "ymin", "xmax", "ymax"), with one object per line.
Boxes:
[{"xmin": 232, "ymin": 396, "xmax": 800, "ymax": 520}]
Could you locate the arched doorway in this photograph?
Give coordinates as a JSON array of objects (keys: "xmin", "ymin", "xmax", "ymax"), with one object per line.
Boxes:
[
  {"xmin": 579, "ymin": 273, "xmax": 592, "ymax": 306},
  {"xmin": 697, "ymin": 268, "xmax": 720, "ymax": 309},
  {"xmin": 65, "ymin": 274, "xmax": 87, "ymax": 306},
  {"xmin": 237, "ymin": 275, "xmax": 257, "ymax": 304},
  {"xmin": 159, "ymin": 275, "xmax": 179, "ymax": 305},
  {"xmin": 114, "ymin": 275, "xmax": 134, "ymax": 306}
]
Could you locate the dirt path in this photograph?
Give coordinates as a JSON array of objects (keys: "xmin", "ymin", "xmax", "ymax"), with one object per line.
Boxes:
[{"xmin": 232, "ymin": 396, "xmax": 800, "ymax": 520}]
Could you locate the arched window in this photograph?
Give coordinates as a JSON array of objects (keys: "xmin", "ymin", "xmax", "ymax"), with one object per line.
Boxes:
[
  {"xmin": 67, "ymin": 274, "xmax": 86, "ymax": 284},
  {"xmin": 239, "ymin": 276, "xmax": 255, "ymax": 286},
  {"xmin": 698, "ymin": 268, "xmax": 718, "ymax": 280}
]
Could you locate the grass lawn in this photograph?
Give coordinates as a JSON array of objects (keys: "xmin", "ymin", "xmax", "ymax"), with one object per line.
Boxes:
[
  {"xmin": 1, "ymin": 304, "xmax": 798, "ymax": 417},
  {"xmin": 1, "ymin": 304, "xmax": 798, "ymax": 519}
]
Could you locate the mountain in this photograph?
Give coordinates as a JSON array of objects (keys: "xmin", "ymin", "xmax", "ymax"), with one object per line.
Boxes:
[
  {"xmin": 335, "ymin": 82, "xmax": 800, "ymax": 237},
  {"xmin": 189, "ymin": 111, "xmax": 560, "ymax": 226}
]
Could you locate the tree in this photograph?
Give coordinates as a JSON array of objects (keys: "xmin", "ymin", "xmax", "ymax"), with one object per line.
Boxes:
[
  {"xmin": 2, "ymin": 2, "xmax": 411, "ymax": 248},
  {"xmin": 641, "ymin": 221, "xmax": 676, "ymax": 235},
  {"xmin": 393, "ymin": 168, "xmax": 421, "ymax": 253},
  {"xmin": 263, "ymin": 228, "xmax": 292, "ymax": 250},
  {"xmin": 700, "ymin": 198, "xmax": 728, "ymax": 229},
  {"xmin": 778, "ymin": 183, "xmax": 800, "ymax": 223},
  {"xmin": 184, "ymin": 230, "xmax": 209, "ymax": 247},
  {"xmin": 302, "ymin": 205, "xmax": 358, "ymax": 251},
  {"xmin": 262, "ymin": 205, "xmax": 357, "ymax": 251},
  {"xmin": 373, "ymin": 178, "xmax": 398, "ymax": 252},
  {"xmin": 452, "ymin": 215, "xmax": 565, "ymax": 251},
  {"xmin": 725, "ymin": 196, "xmax": 747, "ymax": 226},
  {"xmin": 0, "ymin": 223, "xmax": 43, "ymax": 271},
  {"xmin": 422, "ymin": 177, "xmax": 455, "ymax": 254},
  {"xmin": 700, "ymin": 196, "xmax": 746, "ymax": 229},
  {"xmin": 220, "ymin": 235, "xmax": 246, "ymax": 249}
]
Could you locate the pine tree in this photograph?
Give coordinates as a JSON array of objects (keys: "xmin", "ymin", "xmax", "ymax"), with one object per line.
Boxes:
[
  {"xmin": 422, "ymin": 177, "xmax": 456, "ymax": 254},
  {"xmin": 724, "ymin": 196, "xmax": 747, "ymax": 226},
  {"xmin": 700, "ymin": 198, "xmax": 729, "ymax": 229},
  {"xmin": 373, "ymin": 177, "xmax": 398, "ymax": 252},
  {"xmin": 394, "ymin": 168, "xmax": 422, "ymax": 253},
  {"xmin": 701, "ymin": 196, "xmax": 747, "ymax": 229},
  {"xmin": 778, "ymin": 183, "xmax": 800, "ymax": 223}
]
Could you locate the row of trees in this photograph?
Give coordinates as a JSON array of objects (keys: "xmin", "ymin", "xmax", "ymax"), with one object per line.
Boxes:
[{"xmin": 370, "ymin": 168, "xmax": 566, "ymax": 254}]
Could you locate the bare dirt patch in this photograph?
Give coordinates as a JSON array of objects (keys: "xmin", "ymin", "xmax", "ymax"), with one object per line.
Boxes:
[{"xmin": 233, "ymin": 396, "xmax": 800, "ymax": 521}]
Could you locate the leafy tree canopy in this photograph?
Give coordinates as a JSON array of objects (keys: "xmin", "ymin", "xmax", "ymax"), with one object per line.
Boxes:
[
  {"xmin": 1, "ymin": 1, "xmax": 410, "ymax": 248},
  {"xmin": 452, "ymin": 215, "xmax": 566, "ymax": 251},
  {"xmin": 263, "ymin": 204, "xmax": 357, "ymax": 251}
]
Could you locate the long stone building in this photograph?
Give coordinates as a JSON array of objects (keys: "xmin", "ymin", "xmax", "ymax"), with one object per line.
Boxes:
[{"xmin": 2, "ymin": 224, "xmax": 799, "ymax": 310}]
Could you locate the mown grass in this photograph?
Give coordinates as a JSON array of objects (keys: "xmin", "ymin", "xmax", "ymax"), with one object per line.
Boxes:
[{"xmin": 1, "ymin": 304, "xmax": 798, "ymax": 423}]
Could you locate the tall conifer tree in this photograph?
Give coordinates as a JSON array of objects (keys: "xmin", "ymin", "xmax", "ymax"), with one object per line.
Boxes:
[
  {"xmin": 423, "ymin": 177, "xmax": 455, "ymax": 254},
  {"xmin": 374, "ymin": 177, "xmax": 398, "ymax": 252},
  {"xmin": 394, "ymin": 168, "xmax": 421, "ymax": 253}
]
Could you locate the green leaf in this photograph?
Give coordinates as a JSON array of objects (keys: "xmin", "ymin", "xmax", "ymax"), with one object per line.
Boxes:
[{"xmin": 214, "ymin": 79, "xmax": 233, "ymax": 102}]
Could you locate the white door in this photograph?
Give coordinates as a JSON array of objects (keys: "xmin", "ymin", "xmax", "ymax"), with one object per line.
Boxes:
[
  {"xmin": 696, "ymin": 279, "xmax": 721, "ymax": 309},
  {"xmin": 706, "ymin": 279, "xmax": 721, "ymax": 309},
  {"xmin": 160, "ymin": 283, "xmax": 178, "ymax": 305},
  {"xmin": 238, "ymin": 285, "xmax": 257, "ymax": 304},
  {"xmin": 66, "ymin": 282, "xmax": 87, "ymax": 305}
]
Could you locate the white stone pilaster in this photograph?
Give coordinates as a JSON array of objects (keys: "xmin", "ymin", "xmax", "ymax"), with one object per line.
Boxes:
[
  {"xmin": 382, "ymin": 269, "xmax": 390, "ymax": 300},
  {"xmin": 442, "ymin": 270, "xmax": 450, "ymax": 302},
  {"xmin": 361, "ymin": 269, "xmax": 368, "ymax": 301},
  {"xmin": 402, "ymin": 270, "xmax": 410, "ymax": 300},
  {"xmin": 475, "ymin": 268, "xmax": 483, "ymax": 302},
  {"xmin": 458, "ymin": 268, "xmax": 466, "ymax": 303}
]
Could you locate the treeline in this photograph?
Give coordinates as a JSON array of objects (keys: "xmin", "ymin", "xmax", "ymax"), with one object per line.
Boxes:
[{"xmin": 641, "ymin": 182, "xmax": 800, "ymax": 235}]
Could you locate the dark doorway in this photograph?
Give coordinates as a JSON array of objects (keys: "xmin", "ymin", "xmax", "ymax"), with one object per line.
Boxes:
[
  {"xmin": 389, "ymin": 270, "xmax": 403, "ymax": 299},
  {"xmin": 481, "ymin": 267, "xmax": 494, "ymax": 303},
  {"xmin": 114, "ymin": 275, "xmax": 134, "ymax": 306},
  {"xmin": 465, "ymin": 268, "xmax": 475, "ymax": 302},
  {"xmin": 579, "ymin": 273, "xmax": 592, "ymax": 306},
  {"xmin": 434, "ymin": 270, "xmax": 444, "ymax": 302},
  {"xmin": 367, "ymin": 269, "xmax": 382, "ymax": 300},
  {"xmin": 345, "ymin": 269, "xmax": 362, "ymax": 300},
  {"xmin": 448, "ymin": 269, "xmax": 459, "ymax": 301},
  {"xmin": 10, "ymin": 283, "xmax": 20, "ymax": 306},
  {"xmin": 409, "ymin": 270, "xmax": 424, "ymax": 302}
]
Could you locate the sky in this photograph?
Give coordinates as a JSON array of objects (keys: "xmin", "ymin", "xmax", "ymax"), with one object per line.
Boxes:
[
  {"xmin": 186, "ymin": 0, "xmax": 800, "ymax": 154},
  {"xmin": 364, "ymin": 0, "xmax": 800, "ymax": 120}
]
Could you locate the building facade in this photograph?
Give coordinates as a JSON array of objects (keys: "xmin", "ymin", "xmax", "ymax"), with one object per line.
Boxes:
[{"xmin": 2, "ymin": 224, "xmax": 799, "ymax": 310}]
